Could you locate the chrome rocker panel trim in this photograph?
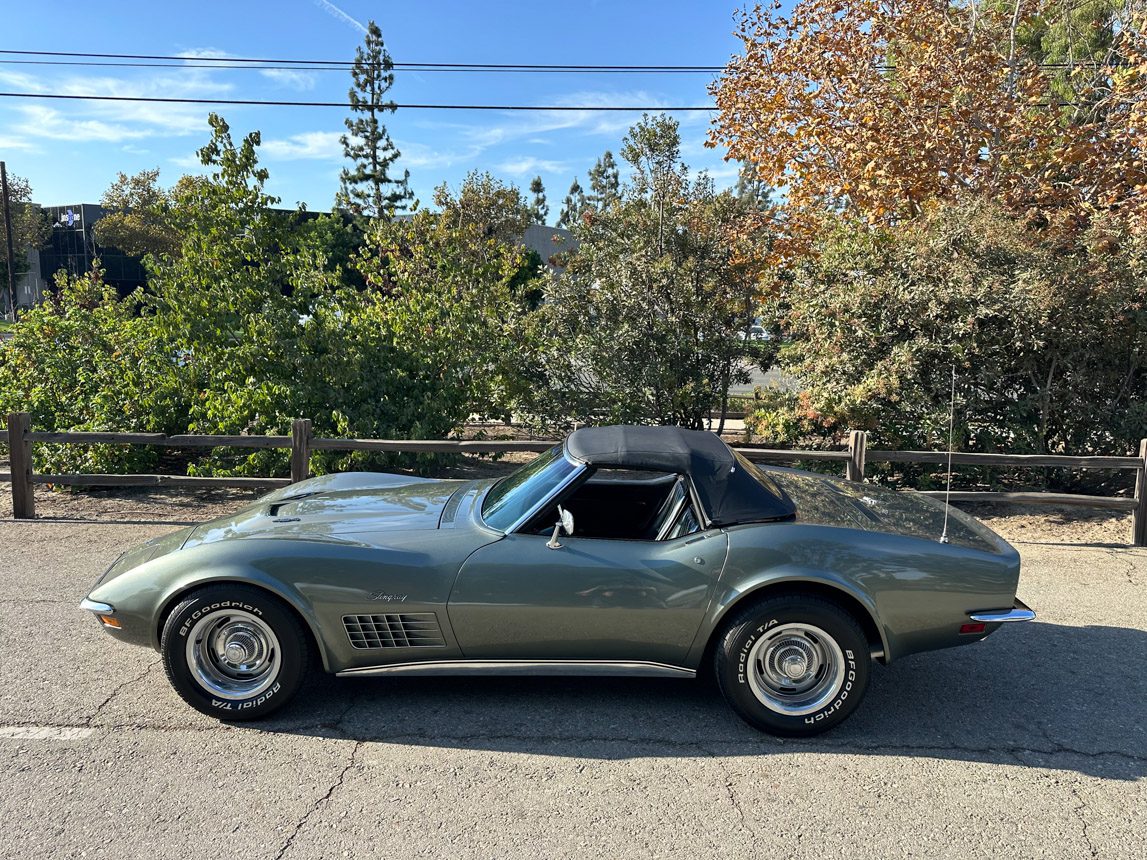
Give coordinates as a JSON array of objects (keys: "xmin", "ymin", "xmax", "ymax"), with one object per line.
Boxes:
[
  {"xmin": 80, "ymin": 599, "xmax": 115, "ymax": 614},
  {"xmin": 969, "ymin": 599, "xmax": 1036, "ymax": 624},
  {"xmin": 336, "ymin": 659, "xmax": 697, "ymax": 679}
]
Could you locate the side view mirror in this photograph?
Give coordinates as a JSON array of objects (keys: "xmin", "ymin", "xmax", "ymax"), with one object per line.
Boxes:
[{"xmin": 547, "ymin": 505, "xmax": 575, "ymax": 549}]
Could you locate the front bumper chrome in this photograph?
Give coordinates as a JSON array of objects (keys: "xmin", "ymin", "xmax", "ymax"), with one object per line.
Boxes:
[
  {"xmin": 80, "ymin": 598, "xmax": 114, "ymax": 614},
  {"xmin": 969, "ymin": 598, "xmax": 1036, "ymax": 624}
]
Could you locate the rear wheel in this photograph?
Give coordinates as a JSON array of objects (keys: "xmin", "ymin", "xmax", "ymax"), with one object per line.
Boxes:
[
  {"xmin": 714, "ymin": 594, "xmax": 870, "ymax": 736},
  {"xmin": 161, "ymin": 585, "xmax": 309, "ymax": 720}
]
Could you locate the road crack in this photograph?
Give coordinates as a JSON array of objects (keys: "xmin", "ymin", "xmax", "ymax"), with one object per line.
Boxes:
[
  {"xmin": 693, "ymin": 741, "xmax": 762, "ymax": 839},
  {"xmin": 1069, "ymin": 782, "xmax": 1099, "ymax": 858},
  {"xmin": 1105, "ymin": 548, "xmax": 1141, "ymax": 587},
  {"xmin": 85, "ymin": 659, "xmax": 160, "ymax": 726},
  {"xmin": 273, "ymin": 739, "xmax": 361, "ymax": 860}
]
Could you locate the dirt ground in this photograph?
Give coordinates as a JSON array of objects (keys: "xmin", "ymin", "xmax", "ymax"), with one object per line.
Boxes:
[{"xmin": 0, "ymin": 456, "xmax": 1135, "ymax": 546}]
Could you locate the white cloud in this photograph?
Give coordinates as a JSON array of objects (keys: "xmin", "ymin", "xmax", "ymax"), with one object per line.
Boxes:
[
  {"xmin": 495, "ymin": 156, "xmax": 569, "ymax": 176},
  {"xmin": 395, "ymin": 140, "xmax": 483, "ymax": 170},
  {"xmin": 0, "ymin": 70, "xmax": 45, "ymax": 91},
  {"xmin": 169, "ymin": 153, "xmax": 203, "ymax": 169},
  {"xmin": 262, "ymin": 131, "xmax": 345, "ymax": 161},
  {"xmin": 13, "ymin": 105, "xmax": 152, "ymax": 143},
  {"xmin": 260, "ymin": 68, "xmax": 318, "ymax": 91},
  {"xmin": 699, "ymin": 163, "xmax": 740, "ymax": 180},
  {"xmin": 0, "ymin": 134, "xmax": 39, "ymax": 152},
  {"xmin": 0, "ymin": 53, "xmax": 247, "ymax": 152}
]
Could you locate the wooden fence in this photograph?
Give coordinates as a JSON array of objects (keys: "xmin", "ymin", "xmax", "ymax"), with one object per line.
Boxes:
[{"xmin": 3, "ymin": 413, "xmax": 1145, "ymax": 546}]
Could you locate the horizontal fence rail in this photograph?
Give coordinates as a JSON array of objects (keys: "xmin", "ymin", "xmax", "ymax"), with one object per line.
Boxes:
[{"xmin": 3, "ymin": 413, "xmax": 1145, "ymax": 546}]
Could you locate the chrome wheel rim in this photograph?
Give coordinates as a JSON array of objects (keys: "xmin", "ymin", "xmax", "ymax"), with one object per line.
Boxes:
[
  {"xmin": 185, "ymin": 609, "xmax": 281, "ymax": 700},
  {"xmin": 746, "ymin": 623, "xmax": 845, "ymax": 716}
]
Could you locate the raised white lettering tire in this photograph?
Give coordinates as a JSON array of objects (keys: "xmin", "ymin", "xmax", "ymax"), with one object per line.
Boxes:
[
  {"xmin": 161, "ymin": 585, "xmax": 309, "ymax": 721},
  {"xmin": 715, "ymin": 595, "xmax": 870, "ymax": 736}
]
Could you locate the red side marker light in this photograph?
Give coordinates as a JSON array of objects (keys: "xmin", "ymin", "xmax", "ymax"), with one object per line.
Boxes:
[{"xmin": 960, "ymin": 622, "xmax": 986, "ymax": 635}]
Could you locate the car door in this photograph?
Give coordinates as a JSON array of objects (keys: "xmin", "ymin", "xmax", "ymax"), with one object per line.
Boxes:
[{"xmin": 446, "ymin": 523, "xmax": 728, "ymax": 666}]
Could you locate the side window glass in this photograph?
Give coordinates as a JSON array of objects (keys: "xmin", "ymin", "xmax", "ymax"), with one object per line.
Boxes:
[{"xmin": 664, "ymin": 505, "xmax": 700, "ymax": 541}]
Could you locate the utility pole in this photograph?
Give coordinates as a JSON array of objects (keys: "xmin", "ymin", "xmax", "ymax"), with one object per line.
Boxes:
[{"xmin": 1, "ymin": 161, "xmax": 17, "ymax": 321}]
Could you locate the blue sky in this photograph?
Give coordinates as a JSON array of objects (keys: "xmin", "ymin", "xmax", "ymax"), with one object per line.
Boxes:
[{"xmin": 0, "ymin": 0, "xmax": 751, "ymax": 220}]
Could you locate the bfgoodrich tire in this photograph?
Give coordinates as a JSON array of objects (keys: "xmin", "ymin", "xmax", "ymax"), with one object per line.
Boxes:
[
  {"xmin": 161, "ymin": 585, "xmax": 310, "ymax": 721},
  {"xmin": 714, "ymin": 594, "xmax": 870, "ymax": 737}
]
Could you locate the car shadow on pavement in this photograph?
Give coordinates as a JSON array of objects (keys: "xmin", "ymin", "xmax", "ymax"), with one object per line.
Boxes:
[{"xmin": 262, "ymin": 621, "xmax": 1147, "ymax": 780}]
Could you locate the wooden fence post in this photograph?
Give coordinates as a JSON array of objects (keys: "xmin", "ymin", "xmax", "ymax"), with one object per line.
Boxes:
[
  {"xmin": 290, "ymin": 418, "xmax": 312, "ymax": 484},
  {"xmin": 1133, "ymin": 438, "xmax": 1147, "ymax": 548},
  {"xmin": 846, "ymin": 430, "xmax": 867, "ymax": 482},
  {"xmin": 7, "ymin": 411, "xmax": 34, "ymax": 519}
]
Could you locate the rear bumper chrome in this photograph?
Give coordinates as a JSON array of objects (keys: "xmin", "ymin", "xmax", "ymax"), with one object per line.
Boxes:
[{"xmin": 969, "ymin": 598, "xmax": 1035, "ymax": 624}]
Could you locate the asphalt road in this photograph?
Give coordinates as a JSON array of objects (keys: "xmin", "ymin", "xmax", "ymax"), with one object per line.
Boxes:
[{"xmin": 1, "ymin": 518, "xmax": 1144, "ymax": 859}]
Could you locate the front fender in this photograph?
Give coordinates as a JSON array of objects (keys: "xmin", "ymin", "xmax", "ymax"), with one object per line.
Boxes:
[{"xmin": 88, "ymin": 545, "xmax": 334, "ymax": 671}]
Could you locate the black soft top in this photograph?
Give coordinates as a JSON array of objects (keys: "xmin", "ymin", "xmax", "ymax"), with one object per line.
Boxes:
[{"xmin": 564, "ymin": 425, "xmax": 795, "ymax": 526}]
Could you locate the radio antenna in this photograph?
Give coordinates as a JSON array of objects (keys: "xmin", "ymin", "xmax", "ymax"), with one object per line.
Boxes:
[{"xmin": 939, "ymin": 364, "xmax": 956, "ymax": 544}]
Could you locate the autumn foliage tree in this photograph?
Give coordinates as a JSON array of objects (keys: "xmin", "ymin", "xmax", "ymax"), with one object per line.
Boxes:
[{"xmin": 710, "ymin": 0, "xmax": 1147, "ymax": 247}]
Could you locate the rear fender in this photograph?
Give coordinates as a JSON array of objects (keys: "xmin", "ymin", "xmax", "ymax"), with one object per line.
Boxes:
[{"xmin": 688, "ymin": 567, "xmax": 891, "ymax": 667}]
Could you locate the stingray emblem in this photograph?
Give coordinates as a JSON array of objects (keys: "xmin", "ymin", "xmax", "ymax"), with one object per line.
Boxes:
[{"xmin": 369, "ymin": 592, "xmax": 408, "ymax": 603}]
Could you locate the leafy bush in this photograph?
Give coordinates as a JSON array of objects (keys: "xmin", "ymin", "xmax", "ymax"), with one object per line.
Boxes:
[
  {"xmin": 0, "ymin": 267, "xmax": 184, "ymax": 473},
  {"xmin": 753, "ymin": 198, "xmax": 1147, "ymax": 459}
]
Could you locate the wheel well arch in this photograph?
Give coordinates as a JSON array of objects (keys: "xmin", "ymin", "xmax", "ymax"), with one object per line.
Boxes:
[
  {"xmin": 155, "ymin": 578, "xmax": 330, "ymax": 672},
  {"xmin": 700, "ymin": 580, "xmax": 888, "ymax": 674}
]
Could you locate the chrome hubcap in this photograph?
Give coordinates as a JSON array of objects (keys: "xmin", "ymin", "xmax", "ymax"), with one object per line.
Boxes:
[
  {"xmin": 186, "ymin": 610, "xmax": 281, "ymax": 700},
  {"xmin": 746, "ymin": 623, "xmax": 846, "ymax": 716}
]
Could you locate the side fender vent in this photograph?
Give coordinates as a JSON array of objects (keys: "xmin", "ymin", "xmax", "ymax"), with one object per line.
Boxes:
[{"xmin": 343, "ymin": 613, "xmax": 446, "ymax": 649}]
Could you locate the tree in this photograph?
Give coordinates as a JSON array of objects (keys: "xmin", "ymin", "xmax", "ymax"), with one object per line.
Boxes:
[
  {"xmin": 709, "ymin": 0, "xmax": 1147, "ymax": 250},
  {"xmin": 530, "ymin": 116, "xmax": 774, "ymax": 429},
  {"xmin": 586, "ymin": 150, "xmax": 621, "ymax": 208},
  {"xmin": 556, "ymin": 177, "xmax": 586, "ymax": 228},
  {"xmin": 528, "ymin": 175, "xmax": 549, "ymax": 225},
  {"xmin": 337, "ymin": 20, "xmax": 411, "ymax": 217},
  {"xmin": 352, "ymin": 173, "xmax": 543, "ymax": 430},
  {"xmin": 93, "ymin": 168, "xmax": 183, "ymax": 259},
  {"xmin": 621, "ymin": 114, "xmax": 688, "ymax": 253},
  {"xmin": 0, "ymin": 169, "xmax": 48, "ymax": 315},
  {"xmin": 734, "ymin": 162, "xmax": 771, "ymax": 210}
]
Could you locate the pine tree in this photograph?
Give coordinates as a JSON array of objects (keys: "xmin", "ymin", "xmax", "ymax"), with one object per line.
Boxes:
[
  {"xmin": 557, "ymin": 177, "xmax": 586, "ymax": 229},
  {"xmin": 735, "ymin": 162, "xmax": 771, "ymax": 209},
  {"xmin": 586, "ymin": 150, "xmax": 621, "ymax": 207},
  {"xmin": 528, "ymin": 176, "xmax": 549, "ymax": 224},
  {"xmin": 337, "ymin": 21, "xmax": 411, "ymax": 218}
]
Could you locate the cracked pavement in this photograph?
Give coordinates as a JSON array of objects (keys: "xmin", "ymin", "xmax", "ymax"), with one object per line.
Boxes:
[{"xmin": 1, "ymin": 519, "xmax": 1145, "ymax": 858}]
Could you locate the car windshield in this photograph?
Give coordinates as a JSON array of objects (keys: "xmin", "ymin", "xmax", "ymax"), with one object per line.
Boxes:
[{"xmin": 481, "ymin": 446, "xmax": 580, "ymax": 532}]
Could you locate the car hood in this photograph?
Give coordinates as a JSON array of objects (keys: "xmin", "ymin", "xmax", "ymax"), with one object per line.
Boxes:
[
  {"xmin": 763, "ymin": 467, "xmax": 1011, "ymax": 554},
  {"xmin": 182, "ymin": 471, "xmax": 464, "ymax": 549}
]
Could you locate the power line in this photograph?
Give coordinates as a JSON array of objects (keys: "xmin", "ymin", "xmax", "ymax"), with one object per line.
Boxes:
[
  {"xmin": 0, "ymin": 49, "xmax": 1102, "ymax": 73},
  {"xmin": 0, "ymin": 91, "xmax": 716, "ymax": 111},
  {"xmin": 0, "ymin": 58, "xmax": 715, "ymax": 74},
  {"xmin": 0, "ymin": 49, "xmax": 724, "ymax": 71}
]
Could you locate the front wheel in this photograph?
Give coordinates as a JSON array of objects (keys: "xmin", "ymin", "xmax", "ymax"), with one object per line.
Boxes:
[
  {"xmin": 161, "ymin": 585, "xmax": 310, "ymax": 720},
  {"xmin": 714, "ymin": 594, "xmax": 871, "ymax": 736}
]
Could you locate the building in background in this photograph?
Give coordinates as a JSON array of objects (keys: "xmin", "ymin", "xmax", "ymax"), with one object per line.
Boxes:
[{"xmin": 18, "ymin": 204, "xmax": 147, "ymax": 306}]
